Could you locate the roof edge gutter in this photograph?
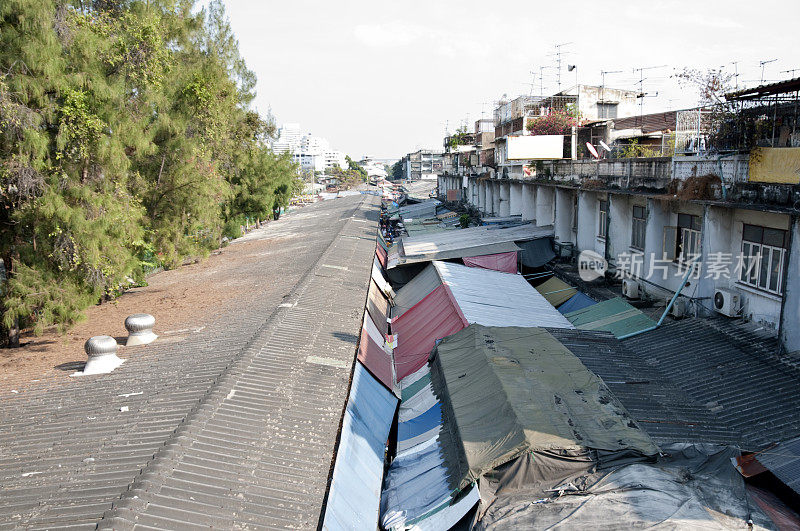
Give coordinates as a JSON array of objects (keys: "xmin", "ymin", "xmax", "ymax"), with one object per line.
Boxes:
[{"xmin": 618, "ymin": 254, "xmax": 700, "ymax": 340}]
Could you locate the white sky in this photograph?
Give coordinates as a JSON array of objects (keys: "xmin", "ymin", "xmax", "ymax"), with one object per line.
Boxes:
[{"xmin": 223, "ymin": 0, "xmax": 800, "ymax": 160}]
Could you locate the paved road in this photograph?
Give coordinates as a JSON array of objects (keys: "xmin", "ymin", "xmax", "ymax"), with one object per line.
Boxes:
[{"xmin": 0, "ymin": 193, "xmax": 379, "ymax": 530}]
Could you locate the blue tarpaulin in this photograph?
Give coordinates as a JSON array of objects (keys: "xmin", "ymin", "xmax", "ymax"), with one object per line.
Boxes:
[
  {"xmin": 558, "ymin": 292, "xmax": 597, "ymax": 314},
  {"xmin": 323, "ymin": 363, "xmax": 398, "ymax": 530},
  {"xmin": 381, "ymin": 365, "xmax": 480, "ymax": 530}
]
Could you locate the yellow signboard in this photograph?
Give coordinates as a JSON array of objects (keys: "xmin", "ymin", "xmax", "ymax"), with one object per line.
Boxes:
[{"xmin": 749, "ymin": 147, "xmax": 800, "ymax": 184}]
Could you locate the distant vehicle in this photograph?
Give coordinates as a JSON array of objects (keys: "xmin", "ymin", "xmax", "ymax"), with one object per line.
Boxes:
[{"xmin": 325, "ymin": 183, "xmax": 339, "ymax": 193}]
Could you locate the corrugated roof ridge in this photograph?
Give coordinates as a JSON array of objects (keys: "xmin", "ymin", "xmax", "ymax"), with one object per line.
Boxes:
[{"xmin": 97, "ymin": 196, "xmax": 374, "ymax": 530}]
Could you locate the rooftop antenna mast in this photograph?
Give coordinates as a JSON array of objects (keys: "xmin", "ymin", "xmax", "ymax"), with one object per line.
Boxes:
[
  {"xmin": 600, "ymin": 69, "xmax": 622, "ymax": 108},
  {"xmin": 780, "ymin": 68, "xmax": 800, "ymax": 78},
  {"xmin": 729, "ymin": 61, "xmax": 740, "ymax": 89},
  {"xmin": 537, "ymin": 65, "xmax": 552, "ymax": 97},
  {"xmin": 759, "ymin": 58, "xmax": 777, "ymax": 84},
  {"xmin": 633, "ymin": 65, "xmax": 666, "ymax": 122},
  {"xmin": 553, "ymin": 42, "xmax": 572, "ymax": 92}
]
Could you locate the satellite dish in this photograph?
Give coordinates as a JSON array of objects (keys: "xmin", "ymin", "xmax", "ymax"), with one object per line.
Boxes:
[
  {"xmin": 586, "ymin": 142, "xmax": 599, "ymax": 159},
  {"xmin": 599, "ymin": 140, "xmax": 612, "ymax": 152}
]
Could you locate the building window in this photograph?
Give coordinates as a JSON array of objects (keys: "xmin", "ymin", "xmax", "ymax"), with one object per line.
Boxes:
[
  {"xmin": 662, "ymin": 213, "xmax": 701, "ymax": 262},
  {"xmin": 572, "ymin": 195, "xmax": 578, "ymax": 233},
  {"xmin": 598, "ymin": 200, "xmax": 608, "ymax": 239},
  {"xmin": 631, "ymin": 205, "xmax": 646, "ymax": 250},
  {"xmin": 740, "ymin": 224, "xmax": 788, "ymax": 295},
  {"xmin": 597, "ymin": 103, "xmax": 618, "ymax": 119},
  {"xmin": 677, "ymin": 213, "xmax": 701, "ymax": 261}
]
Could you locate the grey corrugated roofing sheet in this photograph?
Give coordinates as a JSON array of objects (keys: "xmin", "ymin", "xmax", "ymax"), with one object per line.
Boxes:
[
  {"xmin": 755, "ymin": 435, "xmax": 800, "ymax": 495},
  {"xmin": 622, "ymin": 318, "xmax": 800, "ymax": 451},
  {"xmin": 389, "ymin": 223, "xmax": 553, "ymax": 268},
  {"xmin": 546, "ymin": 327, "xmax": 742, "ymax": 446},
  {"xmin": 0, "ymin": 194, "xmax": 381, "ymax": 529}
]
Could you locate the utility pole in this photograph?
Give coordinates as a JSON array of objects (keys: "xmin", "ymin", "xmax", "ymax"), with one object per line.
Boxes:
[{"xmin": 759, "ymin": 59, "xmax": 777, "ymax": 84}]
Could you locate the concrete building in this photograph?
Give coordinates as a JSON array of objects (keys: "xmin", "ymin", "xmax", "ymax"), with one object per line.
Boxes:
[
  {"xmin": 272, "ymin": 124, "xmax": 347, "ymax": 173},
  {"xmin": 440, "ymin": 77, "xmax": 800, "ymax": 354},
  {"xmin": 400, "ymin": 149, "xmax": 443, "ymax": 181},
  {"xmin": 491, "ymin": 86, "xmax": 640, "ymax": 179}
]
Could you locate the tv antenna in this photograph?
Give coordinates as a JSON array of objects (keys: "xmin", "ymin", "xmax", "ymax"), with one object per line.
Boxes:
[
  {"xmin": 729, "ymin": 61, "xmax": 740, "ymax": 89},
  {"xmin": 633, "ymin": 65, "xmax": 666, "ymax": 122},
  {"xmin": 780, "ymin": 68, "xmax": 800, "ymax": 78},
  {"xmin": 533, "ymin": 66, "xmax": 552, "ymax": 97},
  {"xmin": 552, "ymin": 42, "xmax": 572, "ymax": 91},
  {"xmin": 600, "ymin": 69, "xmax": 622, "ymax": 104},
  {"xmin": 759, "ymin": 59, "xmax": 777, "ymax": 84}
]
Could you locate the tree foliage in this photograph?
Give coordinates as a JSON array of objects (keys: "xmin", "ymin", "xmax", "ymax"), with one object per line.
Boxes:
[{"xmin": 0, "ymin": 0, "xmax": 298, "ymax": 345}]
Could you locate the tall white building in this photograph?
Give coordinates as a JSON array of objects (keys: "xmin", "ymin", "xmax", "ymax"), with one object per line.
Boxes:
[{"xmin": 272, "ymin": 124, "xmax": 347, "ymax": 173}]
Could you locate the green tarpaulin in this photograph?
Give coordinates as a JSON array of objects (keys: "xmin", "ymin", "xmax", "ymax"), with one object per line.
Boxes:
[{"xmin": 431, "ymin": 325, "xmax": 659, "ymax": 490}]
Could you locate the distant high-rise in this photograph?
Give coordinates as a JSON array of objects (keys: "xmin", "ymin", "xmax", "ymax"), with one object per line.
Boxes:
[{"xmin": 272, "ymin": 123, "xmax": 347, "ymax": 173}]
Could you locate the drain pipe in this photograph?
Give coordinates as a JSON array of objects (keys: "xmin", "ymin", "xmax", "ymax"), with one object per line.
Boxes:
[{"xmin": 618, "ymin": 254, "xmax": 700, "ymax": 340}]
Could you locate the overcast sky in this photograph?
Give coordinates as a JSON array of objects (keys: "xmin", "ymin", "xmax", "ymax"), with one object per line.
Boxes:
[{"xmin": 223, "ymin": 0, "xmax": 799, "ymax": 160}]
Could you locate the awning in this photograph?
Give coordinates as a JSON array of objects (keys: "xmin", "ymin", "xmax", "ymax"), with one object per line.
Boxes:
[
  {"xmin": 534, "ymin": 276, "xmax": 576, "ymax": 307},
  {"xmin": 517, "ymin": 237, "xmax": 555, "ymax": 267},
  {"xmin": 381, "ymin": 364, "xmax": 481, "ymax": 530},
  {"xmin": 367, "ymin": 279, "xmax": 391, "ymax": 336},
  {"xmin": 376, "ymin": 243, "xmax": 388, "ymax": 269},
  {"xmin": 564, "ymin": 297, "xmax": 656, "ymax": 338},
  {"xmin": 462, "ymin": 251, "xmax": 518, "ymax": 274},
  {"xmin": 358, "ymin": 312, "xmax": 396, "ymax": 393},
  {"xmin": 323, "ymin": 363, "xmax": 399, "ymax": 530},
  {"xmin": 388, "ymin": 223, "xmax": 553, "ymax": 269},
  {"xmin": 391, "ymin": 284, "xmax": 467, "ymax": 381},
  {"xmin": 372, "ymin": 257, "xmax": 394, "ymax": 299},
  {"xmin": 557, "ymin": 292, "xmax": 597, "ymax": 314}
]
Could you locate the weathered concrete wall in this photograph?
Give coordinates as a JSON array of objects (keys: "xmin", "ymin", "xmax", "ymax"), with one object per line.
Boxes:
[
  {"xmin": 498, "ymin": 183, "xmax": 511, "ymax": 217},
  {"xmin": 521, "ymin": 184, "xmax": 536, "ymax": 221},
  {"xmin": 781, "ymin": 217, "xmax": 800, "ymax": 353},
  {"xmin": 554, "ymin": 188, "xmax": 574, "ymax": 243},
  {"xmin": 535, "ymin": 186, "xmax": 555, "ymax": 226},
  {"xmin": 509, "ymin": 183, "xmax": 523, "ymax": 216}
]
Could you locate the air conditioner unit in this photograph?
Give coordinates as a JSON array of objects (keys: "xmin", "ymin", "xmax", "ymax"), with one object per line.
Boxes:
[
  {"xmin": 622, "ymin": 279, "xmax": 639, "ymax": 299},
  {"xmin": 713, "ymin": 289, "xmax": 740, "ymax": 317},
  {"xmin": 669, "ymin": 297, "xmax": 687, "ymax": 319}
]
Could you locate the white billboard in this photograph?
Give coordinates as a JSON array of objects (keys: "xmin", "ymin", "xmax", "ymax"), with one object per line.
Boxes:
[{"xmin": 507, "ymin": 135, "xmax": 564, "ymax": 160}]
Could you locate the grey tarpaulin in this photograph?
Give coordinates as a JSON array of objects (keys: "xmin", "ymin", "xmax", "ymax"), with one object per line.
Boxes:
[
  {"xmin": 517, "ymin": 237, "xmax": 555, "ymax": 267},
  {"xmin": 477, "ymin": 443, "xmax": 778, "ymax": 530}
]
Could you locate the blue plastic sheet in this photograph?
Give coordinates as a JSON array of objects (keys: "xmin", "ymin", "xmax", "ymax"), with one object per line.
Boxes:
[
  {"xmin": 558, "ymin": 292, "xmax": 597, "ymax": 314},
  {"xmin": 323, "ymin": 363, "xmax": 398, "ymax": 530}
]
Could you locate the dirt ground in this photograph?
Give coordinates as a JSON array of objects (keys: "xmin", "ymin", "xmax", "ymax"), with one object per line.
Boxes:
[{"xmin": 0, "ymin": 225, "xmax": 297, "ymax": 394}]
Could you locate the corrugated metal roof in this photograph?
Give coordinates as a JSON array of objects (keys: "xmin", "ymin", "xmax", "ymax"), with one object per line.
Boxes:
[
  {"xmin": 547, "ymin": 327, "xmax": 742, "ymax": 446},
  {"xmin": 534, "ymin": 277, "xmax": 576, "ymax": 307},
  {"xmin": 391, "ymin": 200, "xmax": 442, "ymax": 220},
  {"xmin": 622, "ymin": 318, "xmax": 800, "ymax": 451},
  {"xmin": 434, "ymin": 261, "xmax": 574, "ymax": 329},
  {"xmin": 323, "ymin": 363, "xmax": 398, "ymax": 530},
  {"xmin": 389, "ymin": 223, "xmax": 552, "ymax": 268},
  {"xmin": 0, "ymin": 194, "xmax": 381, "ymax": 529},
  {"xmin": 755, "ymin": 436, "xmax": 800, "ymax": 495},
  {"xmin": 564, "ymin": 297, "xmax": 655, "ymax": 338},
  {"xmin": 376, "ymin": 243, "xmax": 388, "ymax": 268}
]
